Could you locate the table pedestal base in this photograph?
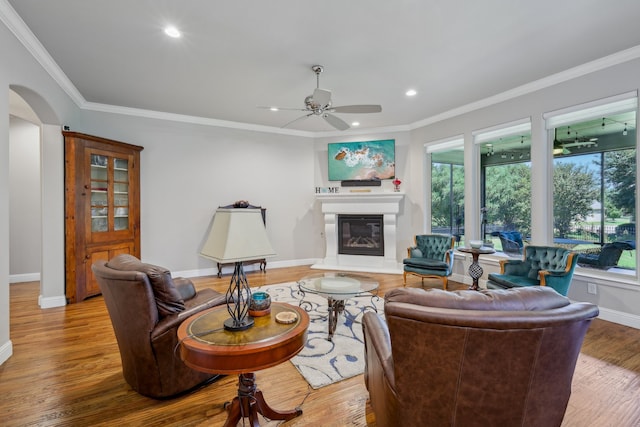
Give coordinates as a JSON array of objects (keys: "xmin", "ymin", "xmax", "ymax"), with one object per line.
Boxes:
[
  {"xmin": 327, "ymin": 297, "xmax": 346, "ymax": 342},
  {"xmin": 223, "ymin": 373, "xmax": 302, "ymax": 427}
]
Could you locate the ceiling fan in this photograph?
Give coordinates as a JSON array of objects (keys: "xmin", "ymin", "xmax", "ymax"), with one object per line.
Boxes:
[
  {"xmin": 553, "ymin": 128, "xmax": 598, "ymax": 154},
  {"xmin": 263, "ymin": 65, "xmax": 382, "ymax": 131}
]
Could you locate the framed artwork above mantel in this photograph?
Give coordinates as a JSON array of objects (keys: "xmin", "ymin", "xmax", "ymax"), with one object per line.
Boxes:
[{"xmin": 327, "ymin": 139, "xmax": 395, "ymax": 183}]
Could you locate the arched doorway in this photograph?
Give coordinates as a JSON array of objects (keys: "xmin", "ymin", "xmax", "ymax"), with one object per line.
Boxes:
[{"xmin": 9, "ymin": 85, "xmax": 65, "ymax": 308}]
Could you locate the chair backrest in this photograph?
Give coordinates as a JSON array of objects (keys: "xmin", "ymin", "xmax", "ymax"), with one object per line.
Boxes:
[
  {"xmin": 524, "ymin": 245, "xmax": 572, "ymax": 274},
  {"xmin": 92, "ymin": 260, "xmax": 161, "ymax": 390},
  {"xmin": 596, "ymin": 241, "xmax": 632, "ymax": 267},
  {"xmin": 498, "ymin": 231, "xmax": 523, "ymax": 251},
  {"xmin": 415, "ymin": 234, "xmax": 454, "ymax": 260},
  {"xmin": 382, "ymin": 286, "xmax": 599, "ymax": 426},
  {"xmin": 499, "ymin": 231, "xmax": 523, "ymax": 245}
]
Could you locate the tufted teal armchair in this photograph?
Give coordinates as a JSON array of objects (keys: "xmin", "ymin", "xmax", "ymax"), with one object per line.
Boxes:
[
  {"xmin": 487, "ymin": 245, "xmax": 578, "ymax": 296},
  {"xmin": 403, "ymin": 234, "xmax": 455, "ymax": 289}
]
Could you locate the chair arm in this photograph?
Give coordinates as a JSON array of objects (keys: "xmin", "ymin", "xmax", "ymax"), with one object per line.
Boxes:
[
  {"xmin": 408, "ymin": 246, "xmax": 423, "ymax": 258},
  {"xmin": 499, "ymin": 259, "xmax": 529, "ymax": 275},
  {"xmin": 174, "ymin": 277, "xmax": 196, "ymax": 300},
  {"xmin": 445, "ymin": 249, "xmax": 455, "ymax": 270},
  {"xmin": 153, "ymin": 293, "xmax": 226, "ymax": 339},
  {"xmin": 538, "ymin": 268, "xmax": 572, "ymax": 286},
  {"xmin": 362, "ymin": 312, "xmax": 395, "ymax": 391}
]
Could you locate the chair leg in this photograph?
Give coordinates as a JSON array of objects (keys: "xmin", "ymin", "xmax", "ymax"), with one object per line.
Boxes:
[
  {"xmin": 442, "ymin": 277, "xmax": 448, "ymax": 290},
  {"xmin": 403, "ymin": 271, "xmax": 407, "ymax": 286}
]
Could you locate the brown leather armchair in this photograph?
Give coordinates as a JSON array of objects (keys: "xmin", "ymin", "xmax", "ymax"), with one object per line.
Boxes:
[
  {"xmin": 362, "ymin": 286, "xmax": 599, "ymax": 427},
  {"xmin": 92, "ymin": 254, "xmax": 226, "ymax": 399}
]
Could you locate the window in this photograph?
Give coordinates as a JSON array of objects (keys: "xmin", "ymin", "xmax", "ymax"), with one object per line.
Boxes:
[
  {"xmin": 427, "ymin": 138, "xmax": 465, "ymax": 244},
  {"xmin": 474, "ymin": 120, "xmax": 532, "ymax": 256},
  {"xmin": 546, "ymin": 95, "xmax": 637, "ymax": 274}
]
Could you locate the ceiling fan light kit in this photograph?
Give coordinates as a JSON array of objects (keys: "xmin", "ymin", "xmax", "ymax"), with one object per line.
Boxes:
[{"xmin": 266, "ymin": 65, "xmax": 382, "ymax": 131}]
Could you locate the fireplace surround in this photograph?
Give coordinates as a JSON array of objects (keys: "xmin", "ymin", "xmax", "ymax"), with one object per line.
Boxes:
[{"xmin": 312, "ymin": 192, "xmax": 404, "ymax": 274}]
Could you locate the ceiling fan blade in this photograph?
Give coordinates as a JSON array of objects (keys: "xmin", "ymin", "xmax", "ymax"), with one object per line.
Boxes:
[
  {"xmin": 282, "ymin": 113, "xmax": 312, "ymax": 129},
  {"xmin": 257, "ymin": 106, "xmax": 306, "ymax": 111},
  {"xmin": 313, "ymin": 88, "xmax": 332, "ymax": 107},
  {"xmin": 324, "ymin": 113, "xmax": 350, "ymax": 131},
  {"xmin": 331, "ymin": 105, "xmax": 382, "ymax": 114}
]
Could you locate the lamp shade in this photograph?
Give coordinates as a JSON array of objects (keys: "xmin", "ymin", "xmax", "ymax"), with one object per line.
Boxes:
[{"xmin": 200, "ymin": 208, "xmax": 276, "ymax": 263}]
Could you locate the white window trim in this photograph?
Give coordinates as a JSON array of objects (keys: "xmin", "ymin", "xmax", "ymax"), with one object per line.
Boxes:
[
  {"xmin": 544, "ymin": 91, "xmax": 638, "ymax": 129},
  {"xmin": 472, "ymin": 118, "xmax": 532, "ymax": 144},
  {"xmin": 425, "ymin": 135, "xmax": 464, "ymax": 153}
]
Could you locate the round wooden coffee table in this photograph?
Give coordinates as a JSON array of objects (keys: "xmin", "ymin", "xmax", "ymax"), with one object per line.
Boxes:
[{"xmin": 178, "ymin": 302, "xmax": 309, "ymax": 427}]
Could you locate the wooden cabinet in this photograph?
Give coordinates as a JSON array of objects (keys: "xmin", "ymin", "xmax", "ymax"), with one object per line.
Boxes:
[{"xmin": 64, "ymin": 131, "xmax": 143, "ymax": 303}]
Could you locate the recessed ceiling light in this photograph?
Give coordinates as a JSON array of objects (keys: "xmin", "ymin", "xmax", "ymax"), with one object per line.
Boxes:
[
  {"xmin": 270, "ymin": 107, "xmax": 279, "ymax": 112},
  {"xmin": 406, "ymin": 89, "xmax": 417, "ymax": 97},
  {"xmin": 164, "ymin": 26, "xmax": 181, "ymax": 38},
  {"xmin": 351, "ymin": 122, "xmax": 360, "ymax": 127}
]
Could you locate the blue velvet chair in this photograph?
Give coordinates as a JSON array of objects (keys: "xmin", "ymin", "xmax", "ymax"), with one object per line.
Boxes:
[
  {"xmin": 496, "ymin": 231, "xmax": 524, "ymax": 256},
  {"xmin": 577, "ymin": 241, "xmax": 635, "ymax": 269},
  {"xmin": 403, "ymin": 234, "xmax": 455, "ymax": 289},
  {"xmin": 487, "ymin": 245, "xmax": 578, "ymax": 296}
]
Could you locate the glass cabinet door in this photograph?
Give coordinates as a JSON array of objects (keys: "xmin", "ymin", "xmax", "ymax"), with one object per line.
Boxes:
[
  {"xmin": 89, "ymin": 152, "xmax": 131, "ymax": 234},
  {"xmin": 113, "ymin": 157, "xmax": 129, "ymax": 231}
]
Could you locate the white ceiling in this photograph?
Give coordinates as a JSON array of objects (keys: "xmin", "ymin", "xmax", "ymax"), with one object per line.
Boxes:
[{"xmin": 6, "ymin": 0, "xmax": 640, "ymax": 134}]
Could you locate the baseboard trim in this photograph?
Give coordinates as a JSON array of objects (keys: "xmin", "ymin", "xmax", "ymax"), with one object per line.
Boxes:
[
  {"xmin": 9, "ymin": 272, "xmax": 41, "ymax": 283},
  {"xmin": 0, "ymin": 339, "xmax": 13, "ymax": 366},
  {"xmin": 39, "ymin": 294, "xmax": 67, "ymax": 308},
  {"xmin": 595, "ymin": 306, "xmax": 640, "ymax": 329}
]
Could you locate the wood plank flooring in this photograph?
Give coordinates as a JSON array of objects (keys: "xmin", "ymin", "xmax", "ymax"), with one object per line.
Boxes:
[{"xmin": 1, "ymin": 265, "xmax": 639, "ymax": 426}]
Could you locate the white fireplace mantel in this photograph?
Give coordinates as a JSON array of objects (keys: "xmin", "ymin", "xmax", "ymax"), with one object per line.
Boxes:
[{"xmin": 312, "ymin": 191, "xmax": 405, "ymax": 274}]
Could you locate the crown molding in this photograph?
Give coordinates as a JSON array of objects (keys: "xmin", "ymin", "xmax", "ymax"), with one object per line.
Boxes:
[
  {"xmin": 83, "ymin": 101, "xmax": 316, "ymax": 137},
  {"xmin": 0, "ymin": 0, "xmax": 85, "ymax": 107},
  {"xmin": 4, "ymin": 0, "xmax": 640, "ymax": 138},
  {"xmin": 410, "ymin": 45, "xmax": 640, "ymax": 130}
]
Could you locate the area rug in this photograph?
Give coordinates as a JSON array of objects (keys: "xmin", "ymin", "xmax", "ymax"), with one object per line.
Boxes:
[{"xmin": 255, "ymin": 282, "xmax": 385, "ymax": 389}]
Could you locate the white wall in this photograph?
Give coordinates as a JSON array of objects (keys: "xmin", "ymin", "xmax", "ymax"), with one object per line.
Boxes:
[
  {"xmin": 9, "ymin": 116, "xmax": 40, "ymax": 279},
  {"xmin": 78, "ymin": 111, "xmax": 318, "ymax": 276},
  {"xmin": 1, "ymin": 17, "xmax": 81, "ymax": 364}
]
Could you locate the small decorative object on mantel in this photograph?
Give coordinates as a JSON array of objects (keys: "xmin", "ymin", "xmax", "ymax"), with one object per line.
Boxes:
[
  {"xmin": 315, "ymin": 187, "xmax": 340, "ymax": 194},
  {"xmin": 233, "ymin": 200, "xmax": 250, "ymax": 208},
  {"xmin": 392, "ymin": 178, "xmax": 402, "ymax": 192}
]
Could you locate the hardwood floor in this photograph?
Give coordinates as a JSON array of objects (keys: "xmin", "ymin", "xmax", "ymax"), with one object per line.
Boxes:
[{"xmin": 2, "ymin": 265, "xmax": 640, "ymax": 426}]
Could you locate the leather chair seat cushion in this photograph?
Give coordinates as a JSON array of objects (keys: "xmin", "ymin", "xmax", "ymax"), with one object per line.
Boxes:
[
  {"xmin": 107, "ymin": 254, "xmax": 185, "ymax": 316},
  {"xmin": 487, "ymin": 273, "xmax": 539, "ymax": 289},
  {"xmin": 402, "ymin": 258, "xmax": 449, "ymax": 270},
  {"xmin": 385, "ymin": 285, "xmax": 568, "ymax": 311}
]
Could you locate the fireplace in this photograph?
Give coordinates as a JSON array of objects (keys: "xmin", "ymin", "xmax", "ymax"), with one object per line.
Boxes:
[
  {"xmin": 338, "ymin": 215, "xmax": 384, "ymax": 256},
  {"xmin": 312, "ymin": 192, "xmax": 404, "ymax": 274}
]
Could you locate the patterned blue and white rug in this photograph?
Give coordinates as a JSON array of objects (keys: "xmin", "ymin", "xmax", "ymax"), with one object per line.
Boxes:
[{"xmin": 255, "ymin": 282, "xmax": 385, "ymax": 389}]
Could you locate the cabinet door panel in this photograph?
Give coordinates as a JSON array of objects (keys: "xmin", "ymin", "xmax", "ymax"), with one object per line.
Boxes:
[
  {"xmin": 86, "ymin": 148, "xmax": 135, "ymax": 242},
  {"xmin": 84, "ymin": 243, "xmax": 135, "ymax": 300}
]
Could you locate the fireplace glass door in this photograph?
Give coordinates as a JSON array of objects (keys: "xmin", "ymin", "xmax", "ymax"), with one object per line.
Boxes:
[{"xmin": 337, "ymin": 215, "xmax": 384, "ymax": 256}]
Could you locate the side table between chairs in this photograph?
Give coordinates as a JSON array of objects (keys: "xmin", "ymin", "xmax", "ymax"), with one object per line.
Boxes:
[
  {"xmin": 177, "ymin": 302, "xmax": 309, "ymax": 427},
  {"xmin": 458, "ymin": 247, "xmax": 495, "ymax": 290}
]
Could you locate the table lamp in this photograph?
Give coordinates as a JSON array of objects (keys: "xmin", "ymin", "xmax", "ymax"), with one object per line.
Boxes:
[{"xmin": 200, "ymin": 208, "xmax": 276, "ymax": 331}]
